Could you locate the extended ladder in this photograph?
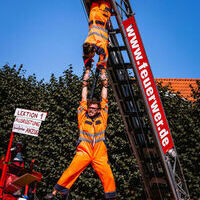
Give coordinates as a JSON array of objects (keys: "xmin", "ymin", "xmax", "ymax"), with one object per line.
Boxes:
[{"xmin": 82, "ymin": 0, "xmax": 190, "ymax": 199}]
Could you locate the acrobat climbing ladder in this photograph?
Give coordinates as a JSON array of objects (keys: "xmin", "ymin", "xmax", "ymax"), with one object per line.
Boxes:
[{"xmin": 82, "ymin": 0, "xmax": 190, "ymax": 199}]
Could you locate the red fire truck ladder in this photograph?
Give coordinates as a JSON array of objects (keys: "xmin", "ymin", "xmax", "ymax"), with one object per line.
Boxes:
[{"xmin": 82, "ymin": 0, "xmax": 190, "ymax": 199}]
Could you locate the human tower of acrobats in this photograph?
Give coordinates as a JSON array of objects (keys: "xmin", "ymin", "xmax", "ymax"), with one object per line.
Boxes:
[{"xmin": 44, "ymin": 0, "xmax": 118, "ymax": 199}]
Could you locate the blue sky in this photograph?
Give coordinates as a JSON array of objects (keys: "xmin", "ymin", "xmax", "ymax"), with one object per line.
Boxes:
[{"xmin": 0, "ymin": 0, "xmax": 200, "ymax": 81}]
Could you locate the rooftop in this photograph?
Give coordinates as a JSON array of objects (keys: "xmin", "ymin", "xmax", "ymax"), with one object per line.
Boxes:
[{"xmin": 155, "ymin": 78, "xmax": 200, "ymax": 101}]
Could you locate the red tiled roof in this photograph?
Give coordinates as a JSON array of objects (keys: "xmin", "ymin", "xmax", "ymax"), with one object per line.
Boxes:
[{"xmin": 155, "ymin": 78, "xmax": 200, "ymax": 101}]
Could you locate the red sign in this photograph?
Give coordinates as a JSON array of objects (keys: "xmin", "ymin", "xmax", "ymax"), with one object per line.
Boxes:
[
  {"xmin": 123, "ymin": 16, "xmax": 174, "ymax": 154},
  {"xmin": 13, "ymin": 108, "xmax": 47, "ymax": 137},
  {"xmin": 14, "ymin": 108, "xmax": 47, "ymax": 121}
]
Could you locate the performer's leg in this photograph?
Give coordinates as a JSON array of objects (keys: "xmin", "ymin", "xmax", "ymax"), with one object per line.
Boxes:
[
  {"xmin": 99, "ymin": 1, "xmax": 112, "ymax": 18},
  {"xmin": 92, "ymin": 153, "xmax": 117, "ymax": 199},
  {"xmin": 54, "ymin": 151, "xmax": 91, "ymax": 194}
]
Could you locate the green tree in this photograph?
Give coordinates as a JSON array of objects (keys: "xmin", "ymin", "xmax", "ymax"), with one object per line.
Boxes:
[
  {"xmin": 158, "ymin": 82, "xmax": 200, "ymax": 198},
  {"xmin": 0, "ymin": 65, "xmax": 199, "ymax": 199}
]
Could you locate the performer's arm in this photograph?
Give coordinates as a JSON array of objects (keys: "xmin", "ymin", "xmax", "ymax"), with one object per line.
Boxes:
[
  {"xmin": 82, "ymin": 67, "xmax": 90, "ymax": 101},
  {"xmin": 101, "ymin": 69, "xmax": 108, "ymax": 100},
  {"xmin": 77, "ymin": 68, "xmax": 90, "ymax": 124},
  {"xmin": 100, "ymin": 69, "xmax": 109, "ymax": 123}
]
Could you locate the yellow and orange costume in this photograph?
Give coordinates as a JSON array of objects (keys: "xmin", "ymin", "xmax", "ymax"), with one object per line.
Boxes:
[
  {"xmin": 54, "ymin": 98, "xmax": 117, "ymax": 199},
  {"xmin": 83, "ymin": 1, "xmax": 112, "ymax": 69}
]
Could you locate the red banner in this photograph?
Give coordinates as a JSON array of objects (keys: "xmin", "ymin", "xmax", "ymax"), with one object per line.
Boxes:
[{"xmin": 123, "ymin": 16, "xmax": 174, "ymax": 154}]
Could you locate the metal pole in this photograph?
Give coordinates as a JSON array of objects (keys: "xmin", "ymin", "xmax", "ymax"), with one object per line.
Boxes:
[{"xmin": 0, "ymin": 131, "xmax": 14, "ymax": 198}]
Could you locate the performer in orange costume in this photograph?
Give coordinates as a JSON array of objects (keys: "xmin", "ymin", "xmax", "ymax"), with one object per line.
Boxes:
[
  {"xmin": 83, "ymin": 0, "xmax": 112, "ymax": 70},
  {"xmin": 44, "ymin": 67, "xmax": 117, "ymax": 199}
]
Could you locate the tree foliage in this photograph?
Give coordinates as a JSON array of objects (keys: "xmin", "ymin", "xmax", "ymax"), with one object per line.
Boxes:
[
  {"xmin": 0, "ymin": 65, "xmax": 199, "ymax": 199},
  {"xmin": 157, "ymin": 81, "xmax": 200, "ymax": 199}
]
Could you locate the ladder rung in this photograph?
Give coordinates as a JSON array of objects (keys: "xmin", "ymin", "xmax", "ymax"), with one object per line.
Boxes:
[
  {"xmin": 124, "ymin": 95, "xmax": 140, "ymax": 102},
  {"xmin": 150, "ymin": 177, "xmax": 167, "ymax": 185},
  {"xmin": 142, "ymin": 147, "xmax": 157, "ymax": 155},
  {"xmin": 134, "ymin": 127, "xmax": 150, "ymax": 135},
  {"xmin": 118, "ymin": 96, "xmax": 137, "ymax": 103},
  {"xmin": 144, "ymin": 156, "xmax": 161, "ymax": 164},
  {"xmin": 109, "ymin": 46, "xmax": 126, "ymax": 51},
  {"xmin": 109, "ymin": 29, "xmax": 121, "ymax": 35},
  {"xmin": 113, "ymin": 63, "xmax": 132, "ymax": 69},
  {"xmin": 123, "ymin": 96, "xmax": 134, "ymax": 101},
  {"xmin": 118, "ymin": 79, "xmax": 135, "ymax": 85},
  {"xmin": 140, "ymin": 142, "xmax": 155, "ymax": 149},
  {"xmin": 149, "ymin": 172, "xmax": 165, "ymax": 179},
  {"xmin": 150, "ymin": 185, "xmax": 171, "ymax": 198},
  {"xmin": 124, "ymin": 111, "xmax": 144, "ymax": 117}
]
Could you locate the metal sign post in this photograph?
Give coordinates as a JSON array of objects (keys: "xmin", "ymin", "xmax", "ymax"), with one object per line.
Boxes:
[
  {"xmin": 0, "ymin": 108, "xmax": 47, "ymax": 199},
  {"xmin": 0, "ymin": 131, "xmax": 14, "ymax": 198}
]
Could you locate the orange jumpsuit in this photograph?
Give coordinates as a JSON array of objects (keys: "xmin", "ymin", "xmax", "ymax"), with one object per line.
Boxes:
[
  {"xmin": 83, "ymin": 1, "xmax": 112, "ymax": 69},
  {"xmin": 54, "ymin": 98, "xmax": 117, "ymax": 199}
]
